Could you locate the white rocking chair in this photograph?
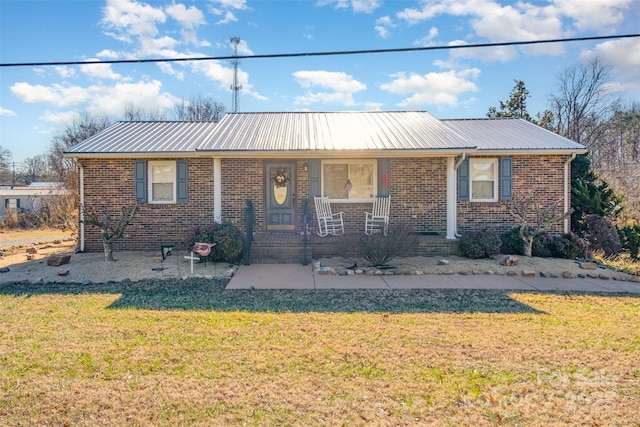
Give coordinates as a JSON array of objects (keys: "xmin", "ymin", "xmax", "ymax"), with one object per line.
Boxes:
[
  {"xmin": 365, "ymin": 196, "xmax": 390, "ymax": 235},
  {"xmin": 314, "ymin": 196, "xmax": 344, "ymax": 237}
]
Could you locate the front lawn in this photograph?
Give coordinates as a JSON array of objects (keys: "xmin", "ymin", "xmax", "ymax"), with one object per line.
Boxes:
[{"xmin": 1, "ymin": 279, "xmax": 638, "ymax": 425}]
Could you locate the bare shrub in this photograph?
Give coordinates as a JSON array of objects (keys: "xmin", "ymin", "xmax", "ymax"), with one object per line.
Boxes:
[{"xmin": 347, "ymin": 223, "xmax": 419, "ymax": 266}]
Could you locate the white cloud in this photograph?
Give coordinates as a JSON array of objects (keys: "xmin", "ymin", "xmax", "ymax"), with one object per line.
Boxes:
[
  {"xmin": 581, "ymin": 37, "xmax": 640, "ymax": 91},
  {"xmin": 317, "ymin": 0, "xmax": 381, "ymax": 13},
  {"xmin": 554, "ymin": 0, "xmax": 632, "ymax": 32},
  {"xmin": 101, "ymin": 0, "xmax": 166, "ymax": 39},
  {"xmin": 394, "ymin": 0, "xmax": 634, "ymax": 59},
  {"xmin": 352, "ymin": 0, "xmax": 382, "ymax": 14},
  {"xmin": 414, "ymin": 27, "xmax": 439, "ymax": 46},
  {"xmin": 375, "ymin": 16, "xmax": 394, "ymax": 39},
  {"xmin": 10, "ymin": 79, "xmax": 178, "ymax": 119},
  {"xmin": 217, "ymin": 11, "xmax": 238, "ymax": 24},
  {"xmin": 165, "ymin": 3, "xmax": 205, "ymax": 29},
  {"xmin": 380, "ymin": 68, "xmax": 480, "ymax": 108},
  {"xmin": 40, "ymin": 110, "xmax": 81, "ymax": 125},
  {"xmin": 80, "ymin": 60, "xmax": 122, "ymax": 80},
  {"xmin": 10, "ymin": 82, "xmax": 91, "ymax": 107},
  {"xmin": 293, "ymin": 70, "xmax": 366, "ymax": 106},
  {"xmin": 96, "ymin": 49, "xmax": 120, "ymax": 59},
  {"xmin": 86, "ymin": 80, "xmax": 176, "ymax": 116},
  {"xmin": 54, "ymin": 66, "xmax": 77, "ymax": 78},
  {"xmin": 0, "ymin": 107, "xmax": 16, "ymax": 117}
]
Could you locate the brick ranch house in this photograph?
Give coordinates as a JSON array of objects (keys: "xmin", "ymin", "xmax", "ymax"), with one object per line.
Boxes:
[{"xmin": 64, "ymin": 111, "xmax": 586, "ymax": 259}]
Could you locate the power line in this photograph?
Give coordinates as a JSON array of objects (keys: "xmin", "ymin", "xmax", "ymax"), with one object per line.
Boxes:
[{"xmin": 1, "ymin": 34, "xmax": 638, "ymax": 68}]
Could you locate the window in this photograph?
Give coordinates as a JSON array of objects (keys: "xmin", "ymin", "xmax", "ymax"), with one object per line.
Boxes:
[
  {"xmin": 470, "ymin": 159, "xmax": 498, "ymax": 201},
  {"xmin": 149, "ymin": 161, "xmax": 176, "ymax": 203},
  {"xmin": 322, "ymin": 160, "xmax": 376, "ymax": 200}
]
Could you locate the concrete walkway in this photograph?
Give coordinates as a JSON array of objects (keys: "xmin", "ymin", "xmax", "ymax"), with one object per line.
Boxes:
[{"xmin": 226, "ymin": 264, "xmax": 640, "ymax": 294}]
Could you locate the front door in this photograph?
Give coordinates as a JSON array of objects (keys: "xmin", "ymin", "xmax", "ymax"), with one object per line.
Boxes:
[{"xmin": 266, "ymin": 162, "xmax": 295, "ymax": 231}]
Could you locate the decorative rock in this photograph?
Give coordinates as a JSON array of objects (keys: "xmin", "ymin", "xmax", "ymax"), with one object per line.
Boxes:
[
  {"xmin": 47, "ymin": 254, "xmax": 71, "ymax": 266},
  {"xmin": 0, "ymin": 267, "xmax": 9, "ymax": 273},
  {"xmin": 374, "ymin": 270, "xmax": 383, "ymax": 275},
  {"xmin": 415, "ymin": 270, "xmax": 423, "ymax": 276},
  {"xmin": 628, "ymin": 276, "xmax": 640, "ymax": 283},
  {"xmin": 355, "ymin": 269, "xmax": 364, "ymax": 275},
  {"xmin": 153, "ymin": 256, "xmax": 163, "ymax": 263},
  {"xmin": 19, "ymin": 279, "xmax": 29, "ymax": 284},
  {"xmin": 438, "ymin": 259, "xmax": 449, "ymax": 266},
  {"xmin": 338, "ymin": 270, "xmax": 348, "ymax": 276},
  {"xmin": 485, "ymin": 270, "xmax": 495, "ymax": 275},
  {"xmin": 507, "ymin": 271, "xmax": 518, "ymax": 277},
  {"xmin": 26, "ymin": 255, "xmax": 34, "ymax": 260},
  {"xmin": 577, "ymin": 273, "xmax": 586, "ymax": 278},
  {"xmin": 422, "ymin": 270, "xmax": 433, "ymax": 275},
  {"xmin": 562, "ymin": 271, "xmax": 575, "ymax": 279},
  {"xmin": 587, "ymin": 273, "xmax": 599, "ymax": 279},
  {"xmin": 598, "ymin": 274, "xmax": 610, "ymax": 280},
  {"xmin": 522, "ymin": 270, "xmax": 536, "ymax": 277},
  {"xmin": 57, "ymin": 269, "xmax": 70, "ymax": 276},
  {"xmin": 223, "ymin": 268, "xmax": 235, "ymax": 278},
  {"xmin": 540, "ymin": 271, "xmax": 558, "ymax": 278},
  {"xmin": 580, "ymin": 262, "xmax": 597, "ymax": 270},
  {"xmin": 458, "ymin": 271, "xmax": 469, "ymax": 275},
  {"xmin": 347, "ymin": 269, "xmax": 355, "ymax": 275},
  {"xmin": 26, "ymin": 247, "xmax": 38, "ymax": 254},
  {"xmin": 501, "ymin": 255, "xmax": 519, "ymax": 266}
]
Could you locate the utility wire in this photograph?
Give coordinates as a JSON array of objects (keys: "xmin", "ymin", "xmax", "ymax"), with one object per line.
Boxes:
[{"xmin": 1, "ymin": 34, "xmax": 639, "ymax": 68}]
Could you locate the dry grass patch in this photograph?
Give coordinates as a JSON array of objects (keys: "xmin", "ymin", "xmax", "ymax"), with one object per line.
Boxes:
[{"xmin": 0, "ymin": 281, "xmax": 639, "ymax": 426}]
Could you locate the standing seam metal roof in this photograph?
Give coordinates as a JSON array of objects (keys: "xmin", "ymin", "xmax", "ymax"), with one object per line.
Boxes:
[
  {"xmin": 64, "ymin": 121, "xmax": 219, "ymax": 154},
  {"xmin": 195, "ymin": 111, "xmax": 475, "ymax": 152},
  {"xmin": 442, "ymin": 118, "xmax": 587, "ymax": 151}
]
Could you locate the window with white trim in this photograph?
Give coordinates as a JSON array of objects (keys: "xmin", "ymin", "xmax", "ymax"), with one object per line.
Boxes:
[
  {"xmin": 148, "ymin": 161, "xmax": 176, "ymax": 203},
  {"xmin": 470, "ymin": 158, "xmax": 498, "ymax": 201},
  {"xmin": 322, "ymin": 159, "xmax": 376, "ymax": 200}
]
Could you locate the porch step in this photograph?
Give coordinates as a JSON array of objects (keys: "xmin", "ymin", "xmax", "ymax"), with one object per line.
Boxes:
[
  {"xmin": 247, "ymin": 232, "xmax": 459, "ymax": 264},
  {"xmin": 247, "ymin": 232, "xmax": 311, "ymax": 264}
]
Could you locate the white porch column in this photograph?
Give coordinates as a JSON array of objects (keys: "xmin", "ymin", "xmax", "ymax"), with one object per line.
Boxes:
[
  {"xmin": 79, "ymin": 161, "xmax": 85, "ymax": 251},
  {"xmin": 213, "ymin": 157, "xmax": 222, "ymax": 223},
  {"xmin": 446, "ymin": 157, "xmax": 457, "ymax": 239}
]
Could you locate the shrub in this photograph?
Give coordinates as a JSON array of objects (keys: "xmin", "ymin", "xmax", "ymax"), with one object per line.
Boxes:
[
  {"xmin": 501, "ymin": 227, "xmax": 524, "ymax": 255},
  {"xmin": 17, "ymin": 210, "xmax": 46, "ymax": 229},
  {"xmin": 183, "ymin": 222, "xmax": 244, "ymax": 263},
  {"xmin": 459, "ymin": 230, "xmax": 501, "ymax": 259},
  {"xmin": 348, "ymin": 223, "xmax": 419, "ymax": 266},
  {"xmin": 583, "ymin": 214, "xmax": 621, "ymax": 257},
  {"xmin": 549, "ymin": 232, "xmax": 591, "ymax": 260},
  {"xmin": 619, "ymin": 224, "xmax": 640, "ymax": 260}
]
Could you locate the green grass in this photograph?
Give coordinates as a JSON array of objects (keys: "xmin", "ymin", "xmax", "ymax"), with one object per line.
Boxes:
[{"xmin": 1, "ymin": 279, "xmax": 639, "ymax": 425}]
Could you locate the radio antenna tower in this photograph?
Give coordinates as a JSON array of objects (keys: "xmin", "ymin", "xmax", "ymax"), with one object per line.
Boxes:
[{"xmin": 230, "ymin": 37, "xmax": 242, "ymax": 113}]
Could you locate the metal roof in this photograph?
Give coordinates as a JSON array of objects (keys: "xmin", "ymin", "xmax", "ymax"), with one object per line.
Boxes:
[
  {"xmin": 64, "ymin": 121, "xmax": 219, "ymax": 155},
  {"xmin": 442, "ymin": 118, "xmax": 587, "ymax": 152},
  {"xmin": 196, "ymin": 111, "xmax": 474, "ymax": 152}
]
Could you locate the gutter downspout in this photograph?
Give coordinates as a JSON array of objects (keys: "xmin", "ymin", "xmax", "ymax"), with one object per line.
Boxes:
[
  {"xmin": 564, "ymin": 153, "xmax": 576, "ymax": 234},
  {"xmin": 213, "ymin": 158, "xmax": 222, "ymax": 223},
  {"xmin": 77, "ymin": 159, "xmax": 85, "ymax": 252},
  {"xmin": 447, "ymin": 153, "xmax": 466, "ymax": 239}
]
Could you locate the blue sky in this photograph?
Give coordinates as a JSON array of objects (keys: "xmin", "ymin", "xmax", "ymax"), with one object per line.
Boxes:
[{"xmin": 1, "ymin": 0, "xmax": 639, "ymax": 164}]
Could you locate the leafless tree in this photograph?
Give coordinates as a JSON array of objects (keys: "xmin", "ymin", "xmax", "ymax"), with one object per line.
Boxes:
[
  {"xmin": 550, "ymin": 57, "xmax": 621, "ymax": 148},
  {"xmin": 18, "ymin": 154, "xmax": 54, "ymax": 185},
  {"xmin": 507, "ymin": 194, "xmax": 572, "ymax": 257},
  {"xmin": 173, "ymin": 95, "xmax": 225, "ymax": 122},
  {"xmin": 123, "ymin": 104, "xmax": 166, "ymax": 121},
  {"xmin": 0, "ymin": 145, "xmax": 12, "ymax": 184},
  {"xmin": 82, "ymin": 203, "xmax": 139, "ymax": 261}
]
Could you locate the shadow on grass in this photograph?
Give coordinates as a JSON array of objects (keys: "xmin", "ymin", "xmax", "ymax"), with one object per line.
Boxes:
[{"xmin": 0, "ymin": 278, "xmax": 554, "ymax": 314}]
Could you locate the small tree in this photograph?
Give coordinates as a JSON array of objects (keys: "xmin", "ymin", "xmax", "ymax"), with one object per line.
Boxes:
[
  {"xmin": 82, "ymin": 203, "xmax": 139, "ymax": 261},
  {"xmin": 507, "ymin": 196, "xmax": 572, "ymax": 257}
]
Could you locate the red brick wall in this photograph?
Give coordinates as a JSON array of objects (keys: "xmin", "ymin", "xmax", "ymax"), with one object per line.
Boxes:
[
  {"xmin": 457, "ymin": 155, "xmax": 569, "ymax": 235},
  {"xmin": 80, "ymin": 158, "xmax": 215, "ymax": 252},
  {"xmin": 78, "ymin": 155, "xmax": 570, "ymax": 251}
]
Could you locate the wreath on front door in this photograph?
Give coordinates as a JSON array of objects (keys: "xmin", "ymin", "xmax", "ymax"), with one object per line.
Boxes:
[{"xmin": 270, "ymin": 167, "xmax": 290, "ymax": 188}]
